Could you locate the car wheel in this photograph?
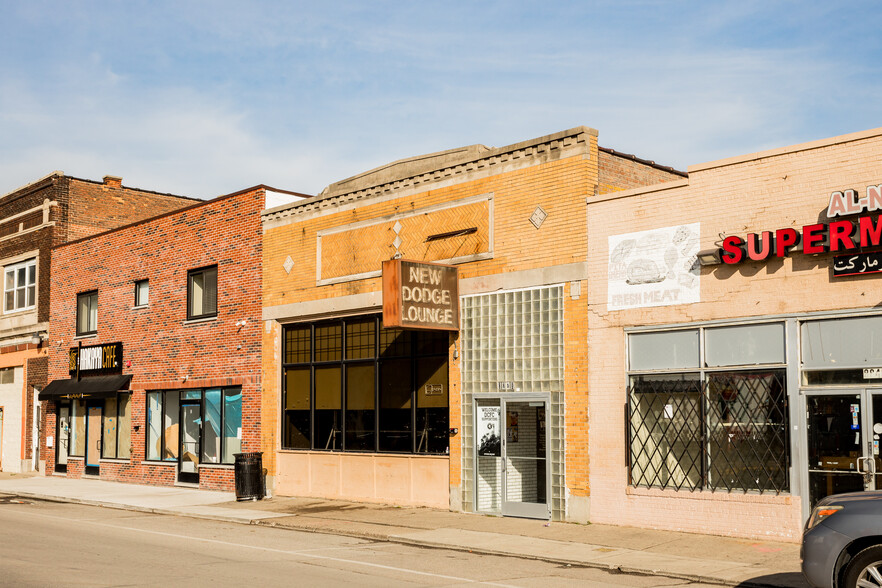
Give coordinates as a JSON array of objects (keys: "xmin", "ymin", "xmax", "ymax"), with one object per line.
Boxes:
[{"xmin": 844, "ymin": 545, "xmax": 882, "ymax": 588}]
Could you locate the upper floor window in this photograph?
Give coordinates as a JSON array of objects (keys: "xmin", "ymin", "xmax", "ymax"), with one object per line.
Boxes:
[
  {"xmin": 4, "ymin": 258, "xmax": 36, "ymax": 313},
  {"xmin": 188, "ymin": 266, "xmax": 217, "ymax": 320},
  {"xmin": 134, "ymin": 279, "xmax": 149, "ymax": 307},
  {"xmin": 77, "ymin": 291, "xmax": 98, "ymax": 336}
]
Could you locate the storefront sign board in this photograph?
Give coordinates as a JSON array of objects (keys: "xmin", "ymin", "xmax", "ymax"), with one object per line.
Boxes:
[
  {"xmin": 833, "ymin": 251, "xmax": 882, "ymax": 276},
  {"xmin": 382, "ymin": 259, "xmax": 459, "ymax": 330},
  {"xmin": 719, "ymin": 184, "xmax": 882, "ymax": 267},
  {"xmin": 69, "ymin": 342, "xmax": 123, "ymax": 376},
  {"xmin": 607, "ymin": 223, "xmax": 700, "ymax": 310}
]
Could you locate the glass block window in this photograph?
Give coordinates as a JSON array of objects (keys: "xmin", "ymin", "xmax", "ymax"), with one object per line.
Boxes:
[
  {"xmin": 461, "ymin": 286, "xmax": 564, "ymax": 394},
  {"xmin": 627, "ymin": 322, "xmax": 789, "ymax": 494},
  {"xmin": 460, "ymin": 285, "xmax": 566, "ymax": 520}
]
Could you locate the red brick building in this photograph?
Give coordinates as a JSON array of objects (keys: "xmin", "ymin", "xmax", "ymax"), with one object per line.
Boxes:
[
  {"xmin": 41, "ymin": 185, "xmax": 306, "ymax": 490},
  {"xmin": 0, "ymin": 172, "xmax": 197, "ymax": 474}
]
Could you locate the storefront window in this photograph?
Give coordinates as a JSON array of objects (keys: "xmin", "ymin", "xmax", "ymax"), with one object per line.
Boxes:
[
  {"xmin": 801, "ymin": 316, "xmax": 882, "ymax": 384},
  {"xmin": 628, "ymin": 322, "xmax": 789, "ymax": 494},
  {"xmin": 203, "ymin": 388, "xmax": 222, "ymax": 463},
  {"xmin": 223, "ymin": 390, "xmax": 242, "ymax": 462},
  {"xmin": 146, "ymin": 392, "xmax": 162, "ymax": 460},
  {"xmin": 101, "ymin": 393, "xmax": 132, "ymax": 459},
  {"xmin": 71, "ymin": 398, "xmax": 86, "ymax": 456},
  {"xmin": 146, "ymin": 388, "xmax": 242, "ymax": 464},
  {"xmin": 282, "ymin": 315, "xmax": 449, "ymax": 454}
]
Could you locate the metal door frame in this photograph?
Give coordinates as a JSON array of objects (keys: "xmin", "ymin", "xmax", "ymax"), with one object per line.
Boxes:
[
  {"xmin": 55, "ymin": 403, "xmax": 70, "ymax": 473},
  {"xmin": 473, "ymin": 393, "xmax": 551, "ymax": 520},
  {"xmin": 84, "ymin": 401, "xmax": 102, "ymax": 474},
  {"xmin": 803, "ymin": 388, "xmax": 880, "ymax": 516},
  {"xmin": 178, "ymin": 400, "xmax": 202, "ymax": 484}
]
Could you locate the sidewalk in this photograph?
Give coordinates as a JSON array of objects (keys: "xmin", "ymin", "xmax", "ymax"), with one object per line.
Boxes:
[{"xmin": 0, "ymin": 473, "xmax": 807, "ymax": 587}]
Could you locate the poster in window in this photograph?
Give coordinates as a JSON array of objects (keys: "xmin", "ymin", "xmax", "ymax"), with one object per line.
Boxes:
[
  {"xmin": 608, "ymin": 223, "xmax": 700, "ymax": 310},
  {"xmin": 507, "ymin": 410, "xmax": 519, "ymax": 443},
  {"xmin": 477, "ymin": 406, "xmax": 501, "ymax": 457}
]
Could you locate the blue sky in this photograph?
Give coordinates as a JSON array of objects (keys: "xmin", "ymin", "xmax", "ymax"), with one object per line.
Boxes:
[{"xmin": 1, "ymin": 1, "xmax": 881, "ymax": 199}]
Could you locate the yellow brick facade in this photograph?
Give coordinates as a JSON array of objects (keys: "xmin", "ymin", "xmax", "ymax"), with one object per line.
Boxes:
[
  {"xmin": 261, "ymin": 127, "xmax": 682, "ymax": 517},
  {"xmin": 586, "ymin": 127, "xmax": 882, "ymax": 541}
]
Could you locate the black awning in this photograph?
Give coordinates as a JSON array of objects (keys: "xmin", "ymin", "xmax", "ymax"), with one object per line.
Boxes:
[{"xmin": 39, "ymin": 374, "xmax": 133, "ymax": 400}]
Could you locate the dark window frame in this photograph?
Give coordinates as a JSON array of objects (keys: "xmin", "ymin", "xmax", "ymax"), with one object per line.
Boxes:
[
  {"xmin": 134, "ymin": 279, "xmax": 149, "ymax": 307},
  {"xmin": 145, "ymin": 387, "xmax": 241, "ymax": 465},
  {"xmin": 281, "ymin": 314, "xmax": 450, "ymax": 454},
  {"xmin": 100, "ymin": 392, "xmax": 132, "ymax": 460},
  {"xmin": 187, "ymin": 266, "xmax": 218, "ymax": 320},
  {"xmin": 76, "ymin": 290, "xmax": 98, "ymax": 336}
]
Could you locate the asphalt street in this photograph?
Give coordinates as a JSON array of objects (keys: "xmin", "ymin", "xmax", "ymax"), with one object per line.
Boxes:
[{"xmin": 0, "ymin": 494, "xmax": 724, "ymax": 588}]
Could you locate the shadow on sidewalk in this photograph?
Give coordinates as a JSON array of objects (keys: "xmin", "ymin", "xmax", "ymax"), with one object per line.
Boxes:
[{"xmin": 736, "ymin": 571, "xmax": 809, "ymax": 588}]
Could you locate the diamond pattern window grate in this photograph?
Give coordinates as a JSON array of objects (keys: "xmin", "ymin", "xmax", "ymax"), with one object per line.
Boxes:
[{"xmin": 628, "ymin": 370, "xmax": 788, "ymax": 494}]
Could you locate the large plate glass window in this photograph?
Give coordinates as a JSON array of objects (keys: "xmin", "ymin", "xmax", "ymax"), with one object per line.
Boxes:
[
  {"xmin": 4, "ymin": 258, "xmax": 36, "ymax": 313},
  {"xmin": 145, "ymin": 387, "xmax": 241, "ymax": 464},
  {"xmin": 187, "ymin": 266, "xmax": 217, "ymax": 320},
  {"xmin": 281, "ymin": 315, "xmax": 449, "ymax": 454},
  {"xmin": 76, "ymin": 290, "xmax": 98, "ymax": 336},
  {"xmin": 100, "ymin": 393, "xmax": 131, "ymax": 459},
  {"xmin": 801, "ymin": 316, "xmax": 882, "ymax": 385},
  {"xmin": 627, "ymin": 322, "xmax": 789, "ymax": 494}
]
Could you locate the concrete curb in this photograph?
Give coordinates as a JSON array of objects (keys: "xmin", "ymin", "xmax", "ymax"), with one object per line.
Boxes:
[{"xmin": 8, "ymin": 490, "xmax": 795, "ymax": 588}]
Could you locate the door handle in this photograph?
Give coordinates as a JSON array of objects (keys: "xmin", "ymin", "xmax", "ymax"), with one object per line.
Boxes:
[
  {"xmin": 857, "ymin": 456, "xmax": 871, "ymax": 474},
  {"xmin": 857, "ymin": 457, "xmax": 870, "ymax": 475}
]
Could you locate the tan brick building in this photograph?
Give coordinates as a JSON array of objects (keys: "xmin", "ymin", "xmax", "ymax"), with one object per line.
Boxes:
[
  {"xmin": 261, "ymin": 127, "xmax": 681, "ymax": 520},
  {"xmin": 587, "ymin": 127, "xmax": 882, "ymax": 541}
]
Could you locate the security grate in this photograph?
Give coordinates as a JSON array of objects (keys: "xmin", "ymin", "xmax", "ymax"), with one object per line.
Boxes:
[{"xmin": 628, "ymin": 370, "xmax": 788, "ymax": 494}]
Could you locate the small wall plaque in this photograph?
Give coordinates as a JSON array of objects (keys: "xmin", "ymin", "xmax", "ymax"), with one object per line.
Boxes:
[{"xmin": 530, "ymin": 206, "xmax": 548, "ymax": 229}]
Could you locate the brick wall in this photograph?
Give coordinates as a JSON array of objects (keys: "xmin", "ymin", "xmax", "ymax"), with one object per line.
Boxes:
[
  {"xmin": 586, "ymin": 128, "xmax": 882, "ymax": 540},
  {"xmin": 63, "ymin": 176, "xmax": 200, "ymax": 244},
  {"xmin": 597, "ymin": 149, "xmax": 685, "ymax": 196},
  {"xmin": 44, "ymin": 187, "xmax": 265, "ymax": 491},
  {"xmin": 0, "ymin": 173, "xmax": 196, "ymax": 474}
]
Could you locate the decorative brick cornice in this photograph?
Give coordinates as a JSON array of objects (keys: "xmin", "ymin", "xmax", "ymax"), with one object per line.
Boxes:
[{"xmin": 263, "ymin": 126, "xmax": 596, "ymax": 226}]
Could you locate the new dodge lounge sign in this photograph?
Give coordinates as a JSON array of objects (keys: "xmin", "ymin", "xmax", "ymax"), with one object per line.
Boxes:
[{"xmin": 382, "ymin": 259, "xmax": 459, "ymax": 331}]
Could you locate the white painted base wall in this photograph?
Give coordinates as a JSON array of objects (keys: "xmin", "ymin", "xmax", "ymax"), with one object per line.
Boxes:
[{"xmin": 0, "ymin": 368, "xmax": 24, "ymax": 473}]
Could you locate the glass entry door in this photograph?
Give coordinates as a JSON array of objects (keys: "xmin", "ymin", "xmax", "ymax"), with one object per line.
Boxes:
[
  {"xmin": 475, "ymin": 396, "xmax": 550, "ymax": 520},
  {"xmin": 179, "ymin": 402, "xmax": 201, "ymax": 484},
  {"xmin": 807, "ymin": 390, "xmax": 882, "ymax": 507},
  {"xmin": 56, "ymin": 405, "xmax": 70, "ymax": 473}
]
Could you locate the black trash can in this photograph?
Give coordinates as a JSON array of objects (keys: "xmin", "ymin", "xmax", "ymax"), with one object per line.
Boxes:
[{"xmin": 233, "ymin": 452, "xmax": 265, "ymax": 501}]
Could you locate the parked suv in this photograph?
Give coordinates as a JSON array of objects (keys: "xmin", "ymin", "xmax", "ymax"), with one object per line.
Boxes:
[{"xmin": 802, "ymin": 491, "xmax": 882, "ymax": 588}]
